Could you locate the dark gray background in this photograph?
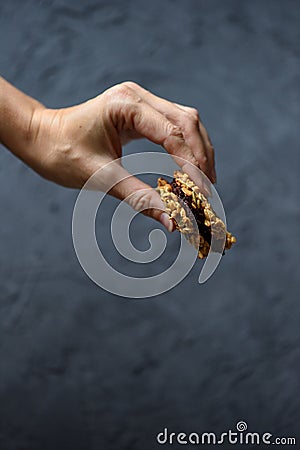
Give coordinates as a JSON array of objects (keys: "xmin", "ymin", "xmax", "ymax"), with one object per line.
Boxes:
[{"xmin": 0, "ymin": 0, "xmax": 299, "ymax": 449}]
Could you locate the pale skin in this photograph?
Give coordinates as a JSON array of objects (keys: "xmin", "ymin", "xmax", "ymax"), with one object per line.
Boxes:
[{"xmin": 0, "ymin": 77, "xmax": 216, "ymax": 231}]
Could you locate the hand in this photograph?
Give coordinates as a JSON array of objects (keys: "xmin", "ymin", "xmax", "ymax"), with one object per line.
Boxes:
[{"xmin": 27, "ymin": 82, "xmax": 216, "ymax": 230}]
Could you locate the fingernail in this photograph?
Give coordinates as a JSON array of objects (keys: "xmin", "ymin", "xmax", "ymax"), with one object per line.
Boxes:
[{"xmin": 160, "ymin": 212, "xmax": 173, "ymax": 232}]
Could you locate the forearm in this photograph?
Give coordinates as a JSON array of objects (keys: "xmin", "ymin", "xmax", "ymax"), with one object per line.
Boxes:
[{"xmin": 0, "ymin": 76, "xmax": 45, "ymax": 162}]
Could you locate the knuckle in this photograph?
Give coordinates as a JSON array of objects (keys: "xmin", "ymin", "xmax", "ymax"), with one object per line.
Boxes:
[
  {"xmin": 180, "ymin": 110, "xmax": 199, "ymax": 130},
  {"xmin": 106, "ymin": 83, "xmax": 134, "ymax": 101},
  {"xmin": 115, "ymin": 83, "xmax": 134, "ymax": 98},
  {"xmin": 129, "ymin": 190, "xmax": 153, "ymax": 212},
  {"xmin": 118, "ymin": 101, "xmax": 141, "ymax": 130},
  {"xmin": 104, "ymin": 83, "xmax": 143, "ymax": 125},
  {"xmin": 189, "ymin": 107, "xmax": 200, "ymax": 120},
  {"xmin": 185, "ymin": 106, "xmax": 200, "ymax": 122},
  {"xmin": 199, "ymin": 154, "xmax": 208, "ymax": 166},
  {"xmin": 122, "ymin": 81, "xmax": 139, "ymax": 91},
  {"xmin": 190, "ymin": 156, "xmax": 199, "ymax": 167},
  {"xmin": 167, "ymin": 123, "xmax": 184, "ymax": 139}
]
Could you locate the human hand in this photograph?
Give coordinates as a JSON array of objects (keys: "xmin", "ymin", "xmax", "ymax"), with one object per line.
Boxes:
[{"xmin": 28, "ymin": 82, "xmax": 216, "ymax": 230}]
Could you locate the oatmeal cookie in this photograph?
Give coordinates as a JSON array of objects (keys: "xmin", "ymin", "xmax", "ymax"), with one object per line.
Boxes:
[{"xmin": 157, "ymin": 171, "xmax": 236, "ymax": 259}]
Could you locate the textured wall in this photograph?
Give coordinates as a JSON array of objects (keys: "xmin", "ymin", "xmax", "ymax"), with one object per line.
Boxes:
[{"xmin": 0, "ymin": 0, "xmax": 299, "ymax": 449}]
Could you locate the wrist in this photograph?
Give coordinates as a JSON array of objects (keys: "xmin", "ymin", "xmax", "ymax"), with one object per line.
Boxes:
[
  {"xmin": 26, "ymin": 103, "xmax": 47, "ymax": 148},
  {"xmin": 0, "ymin": 77, "xmax": 46, "ymax": 157}
]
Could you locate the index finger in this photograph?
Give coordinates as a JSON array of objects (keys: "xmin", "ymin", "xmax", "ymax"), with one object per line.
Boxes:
[
  {"xmin": 113, "ymin": 88, "xmax": 199, "ymax": 169},
  {"xmin": 121, "ymin": 82, "xmax": 216, "ymax": 183}
]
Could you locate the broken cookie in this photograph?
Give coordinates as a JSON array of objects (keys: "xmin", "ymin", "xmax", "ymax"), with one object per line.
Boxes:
[{"xmin": 157, "ymin": 171, "xmax": 236, "ymax": 259}]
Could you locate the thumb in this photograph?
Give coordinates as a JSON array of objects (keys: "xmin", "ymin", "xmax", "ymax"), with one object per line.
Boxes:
[{"xmin": 109, "ymin": 173, "xmax": 174, "ymax": 232}]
